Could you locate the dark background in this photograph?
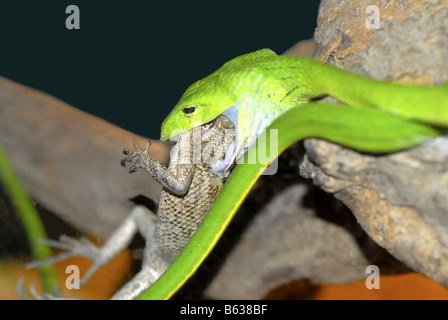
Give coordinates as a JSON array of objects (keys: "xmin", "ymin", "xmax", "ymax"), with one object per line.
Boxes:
[{"xmin": 0, "ymin": 0, "xmax": 320, "ymax": 138}]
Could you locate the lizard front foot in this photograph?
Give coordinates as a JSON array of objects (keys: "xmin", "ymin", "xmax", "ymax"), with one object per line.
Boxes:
[{"xmin": 121, "ymin": 138, "xmax": 153, "ymax": 174}]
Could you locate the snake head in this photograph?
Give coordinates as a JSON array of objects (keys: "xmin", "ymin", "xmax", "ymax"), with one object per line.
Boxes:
[
  {"xmin": 161, "ymin": 73, "xmax": 237, "ymax": 141},
  {"xmin": 161, "ymin": 49, "xmax": 278, "ymax": 141}
]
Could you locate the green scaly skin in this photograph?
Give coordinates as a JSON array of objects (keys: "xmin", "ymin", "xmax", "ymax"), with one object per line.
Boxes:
[
  {"xmin": 135, "ymin": 49, "xmax": 448, "ymax": 299},
  {"xmin": 139, "ymin": 104, "xmax": 444, "ymax": 300},
  {"xmin": 161, "ymin": 49, "xmax": 448, "ymax": 176}
]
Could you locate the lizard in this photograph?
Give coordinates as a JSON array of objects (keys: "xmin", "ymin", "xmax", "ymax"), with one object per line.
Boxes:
[
  {"xmin": 21, "ymin": 49, "xmax": 448, "ymax": 300},
  {"xmin": 23, "ymin": 114, "xmax": 235, "ymax": 300}
]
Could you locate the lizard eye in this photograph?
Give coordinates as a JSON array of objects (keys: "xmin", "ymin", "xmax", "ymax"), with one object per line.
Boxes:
[{"xmin": 182, "ymin": 105, "xmax": 197, "ymax": 117}]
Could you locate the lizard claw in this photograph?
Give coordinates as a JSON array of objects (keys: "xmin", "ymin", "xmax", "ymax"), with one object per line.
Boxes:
[
  {"xmin": 26, "ymin": 235, "xmax": 99, "ymax": 269},
  {"xmin": 132, "ymin": 137, "xmax": 139, "ymax": 150},
  {"xmin": 121, "ymin": 138, "xmax": 154, "ymax": 173},
  {"xmin": 122, "ymin": 148, "xmax": 135, "ymax": 156},
  {"xmin": 131, "ymin": 138, "xmax": 151, "ymax": 155},
  {"xmin": 144, "ymin": 140, "xmax": 151, "ymax": 154},
  {"xmin": 129, "ymin": 165, "xmax": 138, "ymax": 174},
  {"xmin": 17, "ymin": 278, "xmax": 62, "ymax": 300},
  {"xmin": 121, "ymin": 156, "xmax": 133, "ymax": 167}
]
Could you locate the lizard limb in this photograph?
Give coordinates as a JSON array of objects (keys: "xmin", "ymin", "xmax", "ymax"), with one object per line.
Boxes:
[
  {"xmin": 122, "ymin": 138, "xmax": 195, "ymax": 196},
  {"xmin": 23, "ymin": 115, "xmax": 235, "ymax": 300},
  {"xmin": 110, "ymin": 263, "xmax": 168, "ymax": 299},
  {"xmin": 26, "ymin": 205, "xmax": 156, "ymax": 285}
]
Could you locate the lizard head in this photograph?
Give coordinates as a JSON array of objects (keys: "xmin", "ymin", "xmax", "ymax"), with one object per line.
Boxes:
[{"xmin": 160, "ymin": 71, "xmax": 237, "ymax": 141}]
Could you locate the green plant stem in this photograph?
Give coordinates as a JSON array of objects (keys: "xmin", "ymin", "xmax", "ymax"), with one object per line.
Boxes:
[{"xmin": 0, "ymin": 142, "xmax": 59, "ymax": 294}]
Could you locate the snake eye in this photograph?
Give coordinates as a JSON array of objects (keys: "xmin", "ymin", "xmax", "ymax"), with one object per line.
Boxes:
[{"xmin": 182, "ymin": 105, "xmax": 197, "ymax": 116}]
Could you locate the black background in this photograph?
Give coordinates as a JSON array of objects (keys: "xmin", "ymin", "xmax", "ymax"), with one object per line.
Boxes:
[{"xmin": 0, "ymin": 0, "xmax": 319, "ymax": 138}]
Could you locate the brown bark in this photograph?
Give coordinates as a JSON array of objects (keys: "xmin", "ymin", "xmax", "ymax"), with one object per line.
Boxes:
[{"xmin": 0, "ymin": 75, "xmax": 168, "ymax": 236}]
